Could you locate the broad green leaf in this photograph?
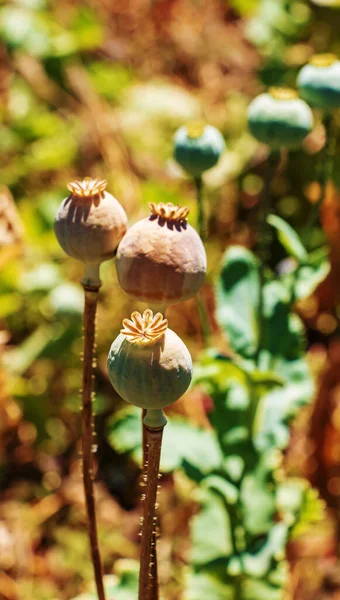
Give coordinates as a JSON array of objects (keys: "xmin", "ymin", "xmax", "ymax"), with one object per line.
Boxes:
[
  {"xmin": 202, "ymin": 475, "xmax": 238, "ymax": 505},
  {"xmin": 291, "ymin": 261, "xmax": 330, "ymax": 301},
  {"xmin": 215, "ymin": 246, "xmax": 260, "ymax": 358},
  {"xmin": 277, "ymin": 479, "xmax": 326, "ymax": 539},
  {"xmin": 254, "ymin": 358, "xmax": 314, "ymax": 451},
  {"xmin": 242, "ymin": 523, "xmax": 288, "ymax": 578},
  {"xmin": 243, "ymin": 577, "xmax": 285, "ymax": 600},
  {"xmin": 186, "ymin": 571, "xmax": 234, "ymax": 600},
  {"xmin": 278, "ymin": 246, "xmax": 330, "ymax": 302},
  {"xmin": 190, "ymin": 489, "xmax": 233, "ymax": 564},
  {"xmin": 107, "ymin": 407, "xmax": 222, "ymax": 475},
  {"xmin": 261, "ymin": 283, "xmax": 305, "ymax": 363},
  {"xmin": 240, "ymin": 473, "xmax": 276, "ymax": 535},
  {"xmin": 267, "ymin": 214, "xmax": 308, "ymax": 262}
]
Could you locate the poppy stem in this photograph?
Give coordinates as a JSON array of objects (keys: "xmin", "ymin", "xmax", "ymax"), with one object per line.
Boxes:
[
  {"xmin": 142, "ymin": 410, "xmax": 159, "ymax": 600},
  {"xmin": 139, "ymin": 423, "xmax": 164, "ymax": 600},
  {"xmin": 81, "ymin": 280, "xmax": 106, "ymax": 600},
  {"xmin": 194, "ymin": 176, "xmax": 206, "ymax": 240},
  {"xmin": 302, "ymin": 113, "xmax": 336, "ymax": 250},
  {"xmin": 255, "ymin": 150, "xmax": 280, "ymax": 367}
]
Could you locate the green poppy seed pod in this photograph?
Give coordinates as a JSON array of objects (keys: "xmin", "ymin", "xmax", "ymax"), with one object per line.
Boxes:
[
  {"xmin": 107, "ymin": 310, "xmax": 193, "ymax": 427},
  {"xmin": 115, "ymin": 202, "xmax": 207, "ymax": 305},
  {"xmin": 247, "ymin": 87, "xmax": 314, "ymax": 149},
  {"xmin": 297, "ymin": 54, "xmax": 340, "ymax": 110},
  {"xmin": 54, "ymin": 178, "xmax": 128, "ymax": 281},
  {"xmin": 173, "ymin": 122, "xmax": 225, "ymax": 176}
]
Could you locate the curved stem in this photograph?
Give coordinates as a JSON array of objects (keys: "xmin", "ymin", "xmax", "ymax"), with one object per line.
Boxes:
[
  {"xmin": 82, "ymin": 285, "xmax": 106, "ymax": 600},
  {"xmin": 302, "ymin": 113, "xmax": 336, "ymax": 251},
  {"xmin": 139, "ymin": 425, "xmax": 164, "ymax": 600},
  {"xmin": 255, "ymin": 150, "xmax": 280, "ymax": 367}
]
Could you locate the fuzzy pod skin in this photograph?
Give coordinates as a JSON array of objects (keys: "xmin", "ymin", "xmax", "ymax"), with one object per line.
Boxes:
[
  {"xmin": 174, "ymin": 122, "xmax": 225, "ymax": 176},
  {"xmin": 247, "ymin": 88, "xmax": 314, "ymax": 149},
  {"xmin": 107, "ymin": 311, "xmax": 193, "ymax": 412},
  {"xmin": 54, "ymin": 178, "xmax": 128, "ymax": 265},
  {"xmin": 297, "ymin": 54, "xmax": 340, "ymax": 110},
  {"xmin": 115, "ymin": 202, "xmax": 207, "ymax": 304}
]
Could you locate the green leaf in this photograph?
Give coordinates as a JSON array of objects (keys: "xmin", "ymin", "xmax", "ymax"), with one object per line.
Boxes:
[
  {"xmin": 277, "ymin": 479, "xmax": 326, "ymax": 538},
  {"xmin": 186, "ymin": 571, "xmax": 234, "ymax": 600},
  {"xmin": 215, "ymin": 246, "xmax": 260, "ymax": 358},
  {"xmin": 260, "ymin": 283, "xmax": 305, "ymax": 365},
  {"xmin": 240, "ymin": 472, "xmax": 276, "ymax": 535},
  {"xmin": 242, "ymin": 523, "xmax": 288, "ymax": 578},
  {"xmin": 254, "ymin": 358, "xmax": 314, "ymax": 451},
  {"xmin": 107, "ymin": 407, "xmax": 222, "ymax": 475},
  {"xmin": 190, "ymin": 489, "xmax": 233, "ymax": 565},
  {"xmin": 202, "ymin": 475, "xmax": 238, "ymax": 505},
  {"xmin": 291, "ymin": 261, "xmax": 330, "ymax": 301},
  {"xmin": 267, "ymin": 214, "xmax": 308, "ymax": 262},
  {"xmin": 243, "ymin": 576, "xmax": 285, "ymax": 600}
]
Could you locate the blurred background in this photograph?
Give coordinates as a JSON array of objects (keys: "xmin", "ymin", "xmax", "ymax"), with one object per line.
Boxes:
[{"xmin": 1, "ymin": 0, "xmax": 340, "ymax": 599}]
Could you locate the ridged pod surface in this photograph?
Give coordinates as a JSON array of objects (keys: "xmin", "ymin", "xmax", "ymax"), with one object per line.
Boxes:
[
  {"xmin": 247, "ymin": 87, "xmax": 313, "ymax": 149},
  {"xmin": 54, "ymin": 177, "xmax": 127, "ymax": 264},
  {"xmin": 174, "ymin": 122, "xmax": 225, "ymax": 176},
  {"xmin": 115, "ymin": 202, "xmax": 207, "ymax": 304},
  {"xmin": 107, "ymin": 310, "xmax": 193, "ymax": 410},
  {"xmin": 298, "ymin": 54, "xmax": 340, "ymax": 110}
]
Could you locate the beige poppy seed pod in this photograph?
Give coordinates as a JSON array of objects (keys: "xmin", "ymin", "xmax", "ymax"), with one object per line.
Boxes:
[
  {"xmin": 115, "ymin": 202, "xmax": 207, "ymax": 305},
  {"xmin": 54, "ymin": 177, "xmax": 127, "ymax": 286}
]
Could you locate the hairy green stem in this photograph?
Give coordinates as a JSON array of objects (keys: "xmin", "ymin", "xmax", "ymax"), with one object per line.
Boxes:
[
  {"xmin": 82, "ymin": 285, "xmax": 106, "ymax": 600},
  {"xmin": 302, "ymin": 113, "xmax": 336, "ymax": 251}
]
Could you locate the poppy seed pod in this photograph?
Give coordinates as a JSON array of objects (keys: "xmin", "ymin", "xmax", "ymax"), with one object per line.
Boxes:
[
  {"xmin": 174, "ymin": 122, "xmax": 225, "ymax": 177},
  {"xmin": 247, "ymin": 87, "xmax": 314, "ymax": 149},
  {"xmin": 107, "ymin": 310, "xmax": 193, "ymax": 427},
  {"xmin": 297, "ymin": 54, "xmax": 340, "ymax": 110},
  {"xmin": 115, "ymin": 202, "xmax": 207, "ymax": 305},
  {"xmin": 54, "ymin": 177, "xmax": 128, "ymax": 269}
]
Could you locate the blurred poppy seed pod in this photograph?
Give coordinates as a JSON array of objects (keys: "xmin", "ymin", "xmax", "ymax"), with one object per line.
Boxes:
[
  {"xmin": 107, "ymin": 310, "xmax": 193, "ymax": 427},
  {"xmin": 54, "ymin": 178, "xmax": 127, "ymax": 281},
  {"xmin": 297, "ymin": 54, "xmax": 340, "ymax": 110},
  {"xmin": 115, "ymin": 202, "xmax": 207, "ymax": 305},
  {"xmin": 247, "ymin": 87, "xmax": 314, "ymax": 149},
  {"xmin": 173, "ymin": 122, "xmax": 225, "ymax": 176}
]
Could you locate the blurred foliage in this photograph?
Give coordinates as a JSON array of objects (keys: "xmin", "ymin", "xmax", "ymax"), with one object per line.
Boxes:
[{"xmin": 1, "ymin": 0, "xmax": 340, "ymax": 599}]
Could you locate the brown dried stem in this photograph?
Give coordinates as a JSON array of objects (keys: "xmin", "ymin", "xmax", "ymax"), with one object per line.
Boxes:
[
  {"xmin": 142, "ymin": 411, "xmax": 159, "ymax": 600},
  {"xmin": 82, "ymin": 285, "xmax": 106, "ymax": 600},
  {"xmin": 139, "ymin": 425, "xmax": 164, "ymax": 600}
]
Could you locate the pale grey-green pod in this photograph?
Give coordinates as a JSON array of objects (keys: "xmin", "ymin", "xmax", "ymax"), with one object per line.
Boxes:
[{"xmin": 107, "ymin": 310, "xmax": 193, "ymax": 410}]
